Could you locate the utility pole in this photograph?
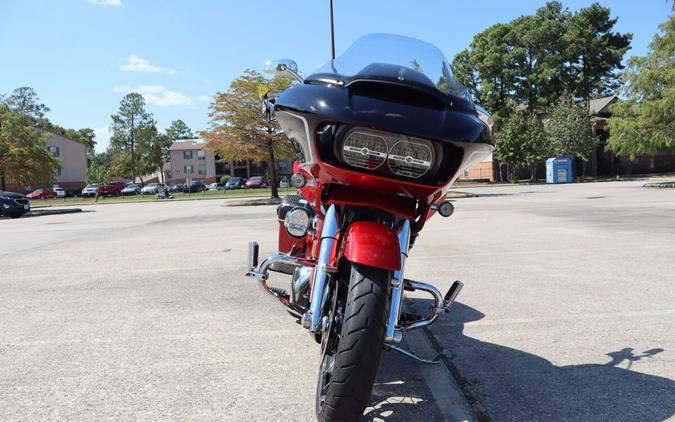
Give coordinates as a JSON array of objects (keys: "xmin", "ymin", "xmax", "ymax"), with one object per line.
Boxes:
[{"xmin": 329, "ymin": 0, "xmax": 335, "ymax": 60}]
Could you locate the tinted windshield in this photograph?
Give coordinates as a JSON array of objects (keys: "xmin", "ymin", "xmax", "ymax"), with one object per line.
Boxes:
[
  {"xmin": 308, "ymin": 33, "xmax": 472, "ymax": 104},
  {"xmin": 230, "ymin": 178, "xmax": 241, "ymax": 182}
]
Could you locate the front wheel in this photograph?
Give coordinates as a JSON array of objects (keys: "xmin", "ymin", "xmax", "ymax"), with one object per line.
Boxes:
[{"xmin": 316, "ymin": 262, "xmax": 390, "ymax": 422}]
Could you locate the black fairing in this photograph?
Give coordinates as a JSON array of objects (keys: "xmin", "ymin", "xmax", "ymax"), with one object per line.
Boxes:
[{"xmin": 274, "ymin": 81, "xmax": 494, "ymax": 147}]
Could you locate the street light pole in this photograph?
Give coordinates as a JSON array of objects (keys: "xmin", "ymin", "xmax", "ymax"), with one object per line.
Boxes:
[{"xmin": 329, "ymin": 0, "xmax": 335, "ymax": 60}]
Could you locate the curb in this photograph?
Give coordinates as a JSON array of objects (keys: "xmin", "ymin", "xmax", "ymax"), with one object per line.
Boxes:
[
  {"xmin": 227, "ymin": 197, "xmax": 283, "ymax": 206},
  {"xmin": 447, "ymin": 191, "xmax": 480, "ymax": 199},
  {"xmin": 644, "ymin": 182, "xmax": 675, "ymax": 188},
  {"xmin": 403, "ymin": 298, "xmax": 482, "ymax": 421},
  {"xmin": 27, "ymin": 208, "xmax": 83, "ymax": 217},
  {"xmin": 29, "ymin": 193, "xmax": 278, "ymax": 209}
]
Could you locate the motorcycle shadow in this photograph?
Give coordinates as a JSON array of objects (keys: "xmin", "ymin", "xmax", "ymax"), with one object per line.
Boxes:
[
  {"xmin": 365, "ymin": 342, "xmax": 446, "ymax": 421},
  {"xmin": 425, "ymin": 301, "xmax": 675, "ymax": 422},
  {"xmin": 363, "ymin": 299, "xmax": 451, "ymax": 421}
]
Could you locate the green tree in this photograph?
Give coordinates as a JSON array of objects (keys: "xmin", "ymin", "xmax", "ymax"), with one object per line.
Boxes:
[
  {"xmin": 86, "ymin": 151, "xmax": 111, "ymax": 185},
  {"xmin": 452, "ymin": 23, "xmax": 519, "ymax": 122},
  {"xmin": 165, "ymin": 119, "xmax": 194, "ymax": 141},
  {"xmin": 202, "ymin": 69, "xmax": 293, "ymax": 198},
  {"xmin": 606, "ymin": 13, "xmax": 674, "ymax": 159},
  {"xmin": 110, "ymin": 93, "xmax": 155, "ymax": 182},
  {"xmin": 495, "ymin": 110, "xmax": 548, "ymax": 182},
  {"xmin": 452, "ymin": 2, "xmax": 630, "ymax": 118},
  {"xmin": 148, "ymin": 128, "xmax": 172, "ymax": 184},
  {"xmin": 546, "ymin": 94, "xmax": 596, "ymax": 165},
  {"xmin": 2, "ymin": 87, "xmax": 50, "ymax": 121},
  {"xmin": 0, "ymin": 105, "xmax": 61, "ymax": 190},
  {"xmin": 510, "ymin": 2, "xmax": 570, "ymax": 111},
  {"xmin": 564, "ymin": 3, "xmax": 632, "ymax": 104}
]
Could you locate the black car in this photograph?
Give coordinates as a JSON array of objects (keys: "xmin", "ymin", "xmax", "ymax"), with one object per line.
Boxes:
[
  {"xmin": 0, "ymin": 191, "xmax": 30, "ymax": 218},
  {"xmin": 170, "ymin": 183, "xmax": 186, "ymax": 193},
  {"xmin": 185, "ymin": 181, "xmax": 206, "ymax": 193},
  {"xmin": 225, "ymin": 177, "xmax": 246, "ymax": 189}
]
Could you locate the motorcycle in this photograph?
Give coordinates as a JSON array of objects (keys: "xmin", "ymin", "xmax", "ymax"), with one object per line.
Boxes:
[{"xmin": 246, "ymin": 33, "xmax": 494, "ymax": 421}]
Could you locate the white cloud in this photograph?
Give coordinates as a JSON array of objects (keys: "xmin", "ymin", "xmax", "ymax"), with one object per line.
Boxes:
[
  {"xmin": 198, "ymin": 95, "xmax": 211, "ymax": 102},
  {"xmin": 93, "ymin": 126, "xmax": 112, "ymax": 153},
  {"xmin": 88, "ymin": 0, "xmax": 121, "ymax": 5},
  {"xmin": 114, "ymin": 84, "xmax": 193, "ymax": 107},
  {"xmin": 120, "ymin": 55, "xmax": 161, "ymax": 73}
]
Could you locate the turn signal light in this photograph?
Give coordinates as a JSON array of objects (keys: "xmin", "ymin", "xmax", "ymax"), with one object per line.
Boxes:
[
  {"xmin": 436, "ymin": 201, "xmax": 454, "ymax": 217},
  {"xmin": 290, "ymin": 173, "xmax": 306, "ymax": 188}
]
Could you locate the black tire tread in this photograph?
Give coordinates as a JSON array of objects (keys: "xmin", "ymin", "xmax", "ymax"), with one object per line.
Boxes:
[{"xmin": 318, "ymin": 263, "xmax": 390, "ymax": 422}]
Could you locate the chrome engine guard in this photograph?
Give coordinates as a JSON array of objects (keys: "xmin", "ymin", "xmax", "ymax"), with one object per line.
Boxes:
[{"xmin": 245, "ymin": 210, "xmax": 463, "ymax": 344}]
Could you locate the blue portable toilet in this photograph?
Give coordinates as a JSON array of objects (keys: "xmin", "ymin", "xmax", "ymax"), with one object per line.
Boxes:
[{"xmin": 546, "ymin": 157, "xmax": 573, "ymax": 183}]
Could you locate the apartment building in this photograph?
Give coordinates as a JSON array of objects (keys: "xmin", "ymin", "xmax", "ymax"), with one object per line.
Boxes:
[{"xmin": 166, "ymin": 139, "xmax": 217, "ymax": 183}]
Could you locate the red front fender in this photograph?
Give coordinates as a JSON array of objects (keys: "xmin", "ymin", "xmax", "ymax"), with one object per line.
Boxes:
[{"xmin": 341, "ymin": 222, "xmax": 401, "ymax": 271}]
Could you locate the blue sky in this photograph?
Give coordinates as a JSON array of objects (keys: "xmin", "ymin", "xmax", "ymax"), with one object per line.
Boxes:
[{"xmin": 1, "ymin": 0, "xmax": 671, "ymax": 152}]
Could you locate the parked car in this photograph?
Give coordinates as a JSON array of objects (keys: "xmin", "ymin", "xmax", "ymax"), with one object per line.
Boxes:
[
  {"xmin": 81, "ymin": 184, "xmax": 98, "ymax": 197},
  {"xmin": 279, "ymin": 178, "xmax": 289, "ymax": 188},
  {"xmin": 207, "ymin": 183, "xmax": 224, "ymax": 191},
  {"xmin": 141, "ymin": 183, "xmax": 163, "ymax": 194},
  {"xmin": 98, "ymin": 181, "xmax": 126, "ymax": 196},
  {"xmin": 0, "ymin": 191, "xmax": 30, "ymax": 218},
  {"xmin": 27, "ymin": 188, "xmax": 57, "ymax": 200},
  {"xmin": 169, "ymin": 183, "xmax": 185, "ymax": 193},
  {"xmin": 53, "ymin": 187, "xmax": 66, "ymax": 198},
  {"xmin": 185, "ymin": 181, "xmax": 206, "ymax": 193},
  {"xmin": 121, "ymin": 183, "xmax": 142, "ymax": 195},
  {"xmin": 225, "ymin": 177, "xmax": 246, "ymax": 189},
  {"xmin": 245, "ymin": 176, "xmax": 268, "ymax": 189}
]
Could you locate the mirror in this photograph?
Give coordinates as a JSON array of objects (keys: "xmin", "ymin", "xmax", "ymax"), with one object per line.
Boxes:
[{"xmin": 263, "ymin": 59, "xmax": 303, "ymax": 83}]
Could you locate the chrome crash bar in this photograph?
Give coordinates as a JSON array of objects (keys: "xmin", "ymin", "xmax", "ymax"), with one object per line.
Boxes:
[
  {"xmin": 302, "ymin": 204, "xmax": 339, "ymax": 333},
  {"xmin": 384, "ymin": 219, "xmax": 464, "ymax": 344},
  {"xmin": 246, "ymin": 208, "xmax": 462, "ymax": 342}
]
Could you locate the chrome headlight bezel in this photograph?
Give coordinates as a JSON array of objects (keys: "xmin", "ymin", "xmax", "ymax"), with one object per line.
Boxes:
[
  {"xmin": 386, "ymin": 136, "xmax": 435, "ymax": 179},
  {"xmin": 337, "ymin": 127, "xmax": 438, "ymax": 180},
  {"xmin": 284, "ymin": 207, "xmax": 311, "ymax": 238}
]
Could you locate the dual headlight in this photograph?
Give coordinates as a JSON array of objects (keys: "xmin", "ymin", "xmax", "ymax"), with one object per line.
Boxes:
[
  {"xmin": 284, "ymin": 207, "xmax": 312, "ymax": 238},
  {"xmin": 340, "ymin": 128, "xmax": 435, "ymax": 179}
]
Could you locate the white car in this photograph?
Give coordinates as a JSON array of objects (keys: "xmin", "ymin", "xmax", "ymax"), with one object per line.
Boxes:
[
  {"xmin": 121, "ymin": 183, "xmax": 142, "ymax": 195},
  {"xmin": 141, "ymin": 183, "xmax": 162, "ymax": 194},
  {"xmin": 207, "ymin": 183, "xmax": 223, "ymax": 191},
  {"xmin": 279, "ymin": 178, "xmax": 289, "ymax": 188},
  {"xmin": 53, "ymin": 187, "xmax": 66, "ymax": 198},
  {"xmin": 81, "ymin": 184, "xmax": 98, "ymax": 197}
]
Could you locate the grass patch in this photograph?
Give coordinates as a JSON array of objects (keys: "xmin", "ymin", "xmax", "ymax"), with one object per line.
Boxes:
[{"xmin": 30, "ymin": 187, "xmax": 296, "ymax": 208}]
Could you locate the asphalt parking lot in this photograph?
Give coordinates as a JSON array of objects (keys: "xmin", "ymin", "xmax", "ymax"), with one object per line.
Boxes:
[{"xmin": 1, "ymin": 180, "xmax": 674, "ymax": 421}]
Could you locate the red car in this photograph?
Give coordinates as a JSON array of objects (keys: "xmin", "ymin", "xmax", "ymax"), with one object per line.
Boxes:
[
  {"xmin": 98, "ymin": 181, "xmax": 126, "ymax": 196},
  {"xmin": 27, "ymin": 188, "xmax": 57, "ymax": 199},
  {"xmin": 245, "ymin": 176, "xmax": 268, "ymax": 189}
]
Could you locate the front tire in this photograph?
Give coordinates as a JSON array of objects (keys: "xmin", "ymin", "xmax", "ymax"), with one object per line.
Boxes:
[{"xmin": 316, "ymin": 263, "xmax": 390, "ymax": 422}]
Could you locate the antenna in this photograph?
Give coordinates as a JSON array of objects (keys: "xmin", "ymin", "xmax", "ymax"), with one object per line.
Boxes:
[{"xmin": 329, "ymin": 0, "xmax": 336, "ymax": 60}]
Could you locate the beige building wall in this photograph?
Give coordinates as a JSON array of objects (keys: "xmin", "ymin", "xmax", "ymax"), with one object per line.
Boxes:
[
  {"xmin": 46, "ymin": 133, "xmax": 88, "ymax": 189},
  {"xmin": 168, "ymin": 141, "xmax": 216, "ymax": 183}
]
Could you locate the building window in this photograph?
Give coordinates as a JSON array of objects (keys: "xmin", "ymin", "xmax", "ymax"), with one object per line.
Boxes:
[
  {"xmin": 198, "ymin": 163, "xmax": 206, "ymax": 175},
  {"xmin": 183, "ymin": 150, "xmax": 193, "ymax": 159},
  {"xmin": 184, "ymin": 165, "xmax": 193, "ymax": 174},
  {"xmin": 48, "ymin": 146, "xmax": 59, "ymax": 157},
  {"xmin": 197, "ymin": 150, "xmax": 206, "ymax": 160}
]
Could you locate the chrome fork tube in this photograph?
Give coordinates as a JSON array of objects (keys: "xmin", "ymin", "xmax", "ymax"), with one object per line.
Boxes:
[
  {"xmin": 302, "ymin": 204, "xmax": 339, "ymax": 333},
  {"xmin": 384, "ymin": 220, "xmax": 411, "ymax": 344}
]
